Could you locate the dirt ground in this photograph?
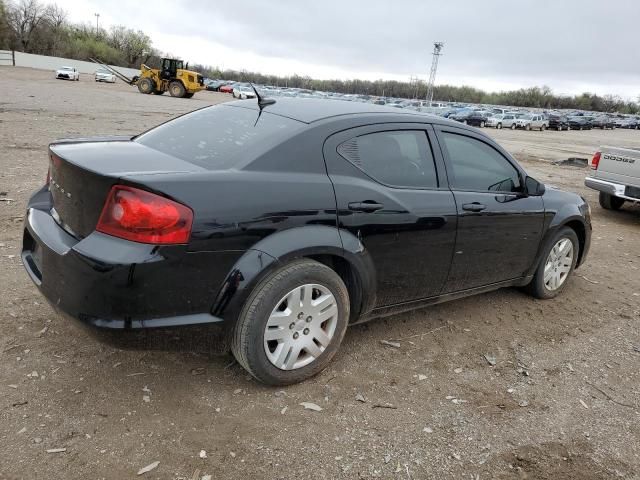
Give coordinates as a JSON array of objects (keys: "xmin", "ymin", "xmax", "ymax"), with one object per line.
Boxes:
[{"xmin": 1, "ymin": 67, "xmax": 639, "ymax": 480}]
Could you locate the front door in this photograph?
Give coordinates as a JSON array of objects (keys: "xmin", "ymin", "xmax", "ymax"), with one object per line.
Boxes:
[
  {"xmin": 324, "ymin": 124, "xmax": 457, "ymax": 307},
  {"xmin": 434, "ymin": 127, "xmax": 545, "ymax": 292}
]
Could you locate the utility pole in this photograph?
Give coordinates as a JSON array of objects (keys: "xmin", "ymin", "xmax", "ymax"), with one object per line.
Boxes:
[
  {"xmin": 425, "ymin": 42, "xmax": 444, "ymax": 106},
  {"xmin": 94, "ymin": 13, "xmax": 100, "ymax": 36}
]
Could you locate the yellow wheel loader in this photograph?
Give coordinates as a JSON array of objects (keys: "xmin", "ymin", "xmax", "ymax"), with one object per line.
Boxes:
[{"xmin": 90, "ymin": 57, "xmax": 205, "ymax": 98}]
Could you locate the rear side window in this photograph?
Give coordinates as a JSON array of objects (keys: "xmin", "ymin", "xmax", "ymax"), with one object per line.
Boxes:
[
  {"xmin": 337, "ymin": 130, "xmax": 438, "ymax": 188},
  {"xmin": 440, "ymin": 132, "xmax": 521, "ymax": 193},
  {"xmin": 136, "ymin": 105, "xmax": 303, "ymax": 170}
]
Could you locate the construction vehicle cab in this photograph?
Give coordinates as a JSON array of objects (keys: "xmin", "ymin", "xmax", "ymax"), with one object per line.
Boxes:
[{"xmin": 89, "ymin": 57, "xmax": 204, "ymax": 99}]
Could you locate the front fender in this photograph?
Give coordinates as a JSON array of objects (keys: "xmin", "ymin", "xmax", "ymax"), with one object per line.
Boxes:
[
  {"xmin": 211, "ymin": 225, "xmax": 376, "ymax": 327},
  {"xmin": 525, "ymin": 198, "xmax": 590, "ymax": 276}
]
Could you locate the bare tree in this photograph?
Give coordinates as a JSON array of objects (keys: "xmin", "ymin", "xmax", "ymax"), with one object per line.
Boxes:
[
  {"xmin": 43, "ymin": 3, "xmax": 66, "ymax": 56},
  {"xmin": 6, "ymin": 0, "xmax": 47, "ymax": 51}
]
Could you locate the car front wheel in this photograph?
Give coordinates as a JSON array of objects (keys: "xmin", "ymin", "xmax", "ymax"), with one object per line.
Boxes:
[
  {"xmin": 525, "ymin": 227, "xmax": 578, "ymax": 299},
  {"xmin": 231, "ymin": 259, "xmax": 350, "ymax": 385}
]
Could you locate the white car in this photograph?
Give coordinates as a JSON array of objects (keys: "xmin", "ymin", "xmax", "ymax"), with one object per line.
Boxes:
[
  {"xmin": 94, "ymin": 68, "xmax": 116, "ymax": 83},
  {"xmin": 56, "ymin": 66, "xmax": 80, "ymax": 81},
  {"xmin": 233, "ymin": 85, "xmax": 256, "ymax": 99}
]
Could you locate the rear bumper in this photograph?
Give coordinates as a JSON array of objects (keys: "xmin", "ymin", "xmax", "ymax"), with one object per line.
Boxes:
[
  {"xmin": 22, "ymin": 189, "xmax": 228, "ymax": 329},
  {"xmin": 585, "ymin": 177, "xmax": 640, "ymax": 201}
]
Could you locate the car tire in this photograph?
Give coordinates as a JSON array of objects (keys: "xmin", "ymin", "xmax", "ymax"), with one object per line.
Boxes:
[
  {"xmin": 525, "ymin": 227, "xmax": 579, "ymax": 300},
  {"xmin": 540, "ymin": 124, "xmax": 546, "ymax": 131},
  {"xmin": 231, "ymin": 259, "xmax": 350, "ymax": 385},
  {"xmin": 497, "ymin": 123, "xmax": 502, "ymax": 129},
  {"xmin": 557, "ymin": 125, "xmax": 562, "ymax": 131},
  {"xmin": 463, "ymin": 120, "xmax": 468, "ymax": 125},
  {"xmin": 599, "ymin": 192, "xmax": 625, "ymax": 210},
  {"xmin": 525, "ymin": 124, "xmax": 531, "ymax": 131},
  {"xmin": 510, "ymin": 123, "xmax": 516, "ymax": 130}
]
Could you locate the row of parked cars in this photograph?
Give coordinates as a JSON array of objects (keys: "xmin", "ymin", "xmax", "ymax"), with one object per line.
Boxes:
[
  {"xmin": 445, "ymin": 108, "xmax": 636, "ymax": 131},
  {"xmin": 203, "ymin": 78, "xmax": 640, "ymax": 131}
]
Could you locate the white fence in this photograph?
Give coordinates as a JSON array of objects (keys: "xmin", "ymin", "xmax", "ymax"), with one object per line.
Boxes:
[{"xmin": 0, "ymin": 50, "xmax": 140, "ymax": 77}]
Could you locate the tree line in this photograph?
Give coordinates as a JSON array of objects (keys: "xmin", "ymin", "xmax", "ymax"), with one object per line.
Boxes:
[{"xmin": 1, "ymin": 0, "xmax": 638, "ymax": 114}]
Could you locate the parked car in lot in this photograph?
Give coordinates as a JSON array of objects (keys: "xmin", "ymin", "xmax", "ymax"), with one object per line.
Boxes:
[
  {"xmin": 486, "ymin": 113, "xmax": 505, "ymax": 128},
  {"xmin": 94, "ymin": 68, "xmax": 116, "ymax": 83},
  {"xmin": 548, "ymin": 114, "xmax": 570, "ymax": 131},
  {"xmin": 585, "ymin": 146, "xmax": 640, "ymax": 210},
  {"xmin": 513, "ymin": 114, "xmax": 548, "ymax": 131},
  {"xmin": 587, "ymin": 116, "xmax": 613, "ymax": 130},
  {"xmin": 568, "ymin": 116, "xmax": 593, "ymax": 130},
  {"xmin": 496, "ymin": 113, "xmax": 519, "ymax": 129},
  {"xmin": 233, "ymin": 85, "xmax": 257, "ymax": 99},
  {"xmin": 56, "ymin": 66, "xmax": 79, "ymax": 81},
  {"xmin": 22, "ymin": 98, "xmax": 592, "ymax": 385},
  {"xmin": 450, "ymin": 110, "xmax": 489, "ymax": 127},
  {"xmin": 219, "ymin": 84, "xmax": 235, "ymax": 94}
]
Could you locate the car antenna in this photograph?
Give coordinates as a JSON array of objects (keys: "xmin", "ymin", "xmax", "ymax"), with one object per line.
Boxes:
[{"xmin": 249, "ymin": 82, "xmax": 276, "ymax": 109}]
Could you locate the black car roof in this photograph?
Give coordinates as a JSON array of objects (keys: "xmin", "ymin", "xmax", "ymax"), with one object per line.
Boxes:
[{"xmin": 226, "ymin": 97, "xmax": 451, "ymax": 125}]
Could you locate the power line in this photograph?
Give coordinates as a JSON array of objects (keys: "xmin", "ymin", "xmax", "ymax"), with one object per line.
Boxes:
[{"xmin": 425, "ymin": 42, "xmax": 444, "ymax": 105}]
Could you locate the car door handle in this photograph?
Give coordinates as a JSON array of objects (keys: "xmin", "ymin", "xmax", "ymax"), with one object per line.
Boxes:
[
  {"xmin": 462, "ymin": 202, "xmax": 487, "ymax": 212},
  {"xmin": 348, "ymin": 201, "xmax": 384, "ymax": 213}
]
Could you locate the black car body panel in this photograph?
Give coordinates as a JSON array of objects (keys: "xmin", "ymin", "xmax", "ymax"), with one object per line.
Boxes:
[{"xmin": 22, "ymin": 98, "xmax": 592, "ymax": 330}]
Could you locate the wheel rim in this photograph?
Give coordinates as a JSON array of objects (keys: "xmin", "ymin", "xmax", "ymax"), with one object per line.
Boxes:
[
  {"xmin": 264, "ymin": 284, "xmax": 338, "ymax": 370},
  {"xmin": 544, "ymin": 238, "xmax": 574, "ymax": 291}
]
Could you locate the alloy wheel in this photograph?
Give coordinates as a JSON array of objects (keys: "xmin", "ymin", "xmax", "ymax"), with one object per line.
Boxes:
[
  {"xmin": 264, "ymin": 284, "xmax": 338, "ymax": 370},
  {"xmin": 543, "ymin": 238, "xmax": 574, "ymax": 291}
]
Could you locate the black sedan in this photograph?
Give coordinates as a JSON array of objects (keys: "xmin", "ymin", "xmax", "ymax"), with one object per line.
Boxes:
[
  {"xmin": 450, "ymin": 110, "xmax": 489, "ymax": 127},
  {"xmin": 568, "ymin": 116, "xmax": 593, "ymax": 130},
  {"xmin": 22, "ymin": 98, "xmax": 592, "ymax": 385}
]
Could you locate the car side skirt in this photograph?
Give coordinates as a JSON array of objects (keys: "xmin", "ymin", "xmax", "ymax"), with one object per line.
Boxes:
[{"xmin": 356, "ymin": 276, "xmax": 533, "ymax": 325}]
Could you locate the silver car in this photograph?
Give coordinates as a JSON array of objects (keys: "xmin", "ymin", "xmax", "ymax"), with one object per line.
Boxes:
[
  {"xmin": 516, "ymin": 114, "xmax": 549, "ymax": 131},
  {"xmin": 490, "ymin": 113, "xmax": 519, "ymax": 129}
]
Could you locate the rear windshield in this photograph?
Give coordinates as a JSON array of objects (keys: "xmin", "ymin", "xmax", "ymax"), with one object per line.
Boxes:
[{"xmin": 136, "ymin": 104, "xmax": 303, "ymax": 170}]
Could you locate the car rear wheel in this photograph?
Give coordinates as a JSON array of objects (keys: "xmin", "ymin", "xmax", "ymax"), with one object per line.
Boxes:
[
  {"xmin": 540, "ymin": 124, "xmax": 546, "ymax": 131},
  {"xmin": 480, "ymin": 121, "xmax": 486, "ymax": 128},
  {"xmin": 599, "ymin": 192, "xmax": 625, "ymax": 210},
  {"xmin": 525, "ymin": 227, "xmax": 578, "ymax": 299},
  {"xmin": 497, "ymin": 123, "xmax": 502, "ymax": 129},
  {"xmin": 510, "ymin": 123, "xmax": 516, "ymax": 130},
  {"xmin": 231, "ymin": 259, "xmax": 350, "ymax": 385}
]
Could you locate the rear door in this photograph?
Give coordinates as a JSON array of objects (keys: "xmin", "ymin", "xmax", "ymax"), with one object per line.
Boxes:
[
  {"xmin": 324, "ymin": 123, "xmax": 457, "ymax": 307},
  {"xmin": 433, "ymin": 126, "xmax": 545, "ymax": 292}
]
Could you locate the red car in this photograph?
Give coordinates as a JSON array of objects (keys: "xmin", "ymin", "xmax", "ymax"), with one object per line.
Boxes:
[{"xmin": 219, "ymin": 84, "xmax": 234, "ymax": 94}]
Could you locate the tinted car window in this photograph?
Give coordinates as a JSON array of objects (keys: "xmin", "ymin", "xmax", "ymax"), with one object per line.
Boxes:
[
  {"xmin": 136, "ymin": 105, "xmax": 303, "ymax": 170},
  {"xmin": 337, "ymin": 130, "xmax": 438, "ymax": 188},
  {"xmin": 440, "ymin": 132, "xmax": 521, "ymax": 192}
]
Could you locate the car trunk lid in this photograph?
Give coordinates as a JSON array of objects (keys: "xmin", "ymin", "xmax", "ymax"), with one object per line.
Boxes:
[{"xmin": 48, "ymin": 138, "xmax": 206, "ymax": 238}]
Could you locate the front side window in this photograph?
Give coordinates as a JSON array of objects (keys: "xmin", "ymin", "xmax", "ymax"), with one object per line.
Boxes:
[
  {"xmin": 337, "ymin": 130, "xmax": 438, "ymax": 189},
  {"xmin": 440, "ymin": 132, "xmax": 521, "ymax": 193}
]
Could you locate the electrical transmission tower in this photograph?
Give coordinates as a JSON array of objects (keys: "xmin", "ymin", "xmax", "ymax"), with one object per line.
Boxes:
[{"xmin": 425, "ymin": 42, "xmax": 444, "ymax": 105}]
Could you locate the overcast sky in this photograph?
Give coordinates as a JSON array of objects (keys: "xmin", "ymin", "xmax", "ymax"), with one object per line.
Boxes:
[{"xmin": 53, "ymin": 0, "xmax": 640, "ymax": 99}]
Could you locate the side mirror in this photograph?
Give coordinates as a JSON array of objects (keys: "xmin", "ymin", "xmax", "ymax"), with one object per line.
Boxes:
[{"xmin": 525, "ymin": 176, "xmax": 545, "ymax": 196}]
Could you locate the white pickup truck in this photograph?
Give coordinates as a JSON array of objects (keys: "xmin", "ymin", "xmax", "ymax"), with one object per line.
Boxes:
[{"xmin": 585, "ymin": 146, "xmax": 640, "ymax": 210}]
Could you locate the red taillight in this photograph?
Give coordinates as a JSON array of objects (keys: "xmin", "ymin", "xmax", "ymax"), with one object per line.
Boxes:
[
  {"xmin": 46, "ymin": 167, "xmax": 50, "ymax": 186},
  {"xmin": 591, "ymin": 151, "xmax": 601, "ymax": 170},
  {"xmin": 96, "ymin": 185, "xmax": 193, "ymax": 245}
]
